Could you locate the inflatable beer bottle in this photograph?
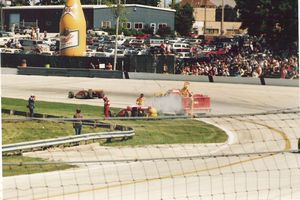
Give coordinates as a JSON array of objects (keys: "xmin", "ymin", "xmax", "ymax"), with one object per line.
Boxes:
[{"xmin": 59, "ymin": 0, "xmax": 86, "ymax": 56}]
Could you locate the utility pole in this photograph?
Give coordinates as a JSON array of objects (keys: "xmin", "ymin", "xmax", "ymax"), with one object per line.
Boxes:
[
  {"xmin": 221, "ymin": 0, "xmax": 224, "ymax": 35},
  {"xmin": 203, "ymin": 0, "xmax": 206, "ymax": 35},
  {"xmin": 0, "ymin": 6, "xmax": 3, "ymax": 30},
  {"xmin": 113, "ymin": 0, "xmax": 120, "ymax": 71}
]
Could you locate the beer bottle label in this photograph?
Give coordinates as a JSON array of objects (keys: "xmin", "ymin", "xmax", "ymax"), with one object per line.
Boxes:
[
  {"xmin": 62, "ymin": 5, "xmax": 76, "ymax": 18},
  {"xmin": 60, "ymin": 29, "xmax": 79, "ymax": 50}
]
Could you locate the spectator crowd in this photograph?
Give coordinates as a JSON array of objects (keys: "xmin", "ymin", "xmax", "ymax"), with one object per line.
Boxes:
[{"xmin": 175, "ymin": 35, "xmax": 299, "ymax": 79}]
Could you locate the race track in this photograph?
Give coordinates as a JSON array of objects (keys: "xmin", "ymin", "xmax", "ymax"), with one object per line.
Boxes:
[{"xmin": 2, "ymin": 74, "xmax": 300, "ymax": 200}]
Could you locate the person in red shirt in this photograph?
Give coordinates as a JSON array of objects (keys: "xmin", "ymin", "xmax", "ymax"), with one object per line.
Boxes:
[
  {"xmin": 73, "ymin": 109, "xmax": 83, "ymax": 135},
  {"xmin": 103, "ymin": 96, "xmax": 111, "ymax": 118},
  {"xmin": 160, "ymin": 41, "xmax": 165, "ymax": 54}
]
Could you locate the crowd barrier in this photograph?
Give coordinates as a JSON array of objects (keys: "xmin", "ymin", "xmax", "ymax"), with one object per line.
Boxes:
[
  {"xmin": 212, "ymin": 76, "xmax": 262, "ymax": 85},
  {"xmin": 18, "ymin": 67, "xmax": 124, "ymax": 79},
  {"xmin": 264, "ymin": 78, "xmax": 299, "ymax": 87},
  {"xmin": 127, "ymin": 73, "xmax": 299, "ymax": 87},
  {"xmin": 14, "ymin": 67, "xmax": 299, "ymax": 87},
  {"xmin": 128, "ymin": 72, "xmax": 210, "ymax": 82}
]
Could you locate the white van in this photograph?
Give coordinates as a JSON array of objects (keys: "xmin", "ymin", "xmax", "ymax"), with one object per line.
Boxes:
[
  {"xmin": 171, "ymin": 43, "xmax": 190, "ymax": 53},
  {"xmin": 129, "ymin": 39, "xmax": 144, "ymax": 46},
  {"xmin": 147, "ymin": 39, "xmax": 165, "ymax": 47}
]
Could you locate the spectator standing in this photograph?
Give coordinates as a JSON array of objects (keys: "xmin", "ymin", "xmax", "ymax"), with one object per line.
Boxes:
[
  {"xmin": 20, "ymin": 59, "xmax": 27, "ymax": 68},
  {"xmin": 31, "ymin": 28, "xmax": 36, "ymax": 39},
  {"xmin": 163, "ymin": 64, "xmax": 168, "ymax": 74},
  {"xmin": 103, "ymin": 96, "xmax": 111, "ymax": 118},
  {"xmin": 90, "ymin": 62, "xmax": 95, "ymax": 69},
  {"xmin": 160, "ymin": 41, "xmax": 165, "ymax": 54},
  {"xmin": 27, "ymin": 95, "xmax": 35, "ymax": 117},
  {"xmin": 11, "ymin": 24, "xmax": 15, "ymax": 35},
  {"xmin": 106, "ymin": 63, "xmax": 113, "ymax": 70},
  {"xmin": 36, "ymin": 26, "xmax": 40, "ymax": 40},
  {"xmin": 73, "ymin": 109, "xmax": 83, "ymax": 135},
  {"xmin": 43, "ymin": 30, "xmax": 47, "ymax": 39},
  {"xmin": 281, "ymin": 66, "xmax": 287, "ymax": 79}
]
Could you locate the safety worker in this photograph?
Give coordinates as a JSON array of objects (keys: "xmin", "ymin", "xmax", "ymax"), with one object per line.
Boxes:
[
  {"xmin": 180, "ymin": 81, "xmax": 192, "ymax": 97},
  {"xmin": 148, "ymin": 106, "xmax": 158, "ymax": 117},
  {"xmin": 136, "ymin": 93, "xmax": 145, "ymax": 106},
  {"xmin": 103, "ymin": 95, "xmax": 111, "ymax": 118},
  {"xmin": 73, "ymin": 109, "xmax": 83, "ymax": 135}
]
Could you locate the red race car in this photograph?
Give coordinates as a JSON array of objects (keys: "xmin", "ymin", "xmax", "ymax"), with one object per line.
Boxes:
[{"xmin": 68, "ymin": 89, "xmax": 104, "ymax": 99}]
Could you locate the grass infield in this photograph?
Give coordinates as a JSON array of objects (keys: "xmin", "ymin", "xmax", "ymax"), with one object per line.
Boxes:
[{"xmin": 2, "ymin": 97, "xmax": 227, "ymax": 176}]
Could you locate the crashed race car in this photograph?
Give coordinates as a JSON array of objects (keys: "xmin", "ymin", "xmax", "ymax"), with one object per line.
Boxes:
[
  {"xmin": 68, "ymin": 89, "xmax": 104, "ymax": 99},
  {"xmin": 116, "ymin": 106, "xmax": 157, "ymax": 117}
]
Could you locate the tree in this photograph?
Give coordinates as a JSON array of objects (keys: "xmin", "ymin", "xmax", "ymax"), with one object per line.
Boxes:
[
  {"xmin": 216, "ymin": 4, "xmax": 238, "ymax": 22},
  {"xmin": 156, "ymin": 26, "xmax": 172, "ymax": 37},
  {"xmin": 174, "ymin": 3, "xmax": 194, "ymax": 36},
  {"xmin": 235, "ymin": 0, "xmax": 298, "ymax": 54}
]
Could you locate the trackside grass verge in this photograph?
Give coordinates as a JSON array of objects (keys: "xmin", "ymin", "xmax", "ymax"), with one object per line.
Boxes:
[
  {"xmin": 2, "ymin": 156, "xmax": 75, "ymax": 177},
  {"xmin": 2, "ymin": 97, "xmax": 119, "ymax": 118},
  {"xmin": 2, "ymin": 97, "xmax": 227, "ymax": 176},
  {"xmin": 2, "ymin": 118, "xmax": 109, "ymax": 144},
  {"xmin": 2, "ymin": 97, "xmax": 227, "ymax": 146},
  {"xmin": 105, "ymin": 119, "xmax": 227, "ymax": 146}
]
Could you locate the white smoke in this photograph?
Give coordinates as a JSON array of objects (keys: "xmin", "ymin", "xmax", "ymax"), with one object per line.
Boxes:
[{"xmin": 148, "ymin": 95, "xmax": 184, "ymax": 115}]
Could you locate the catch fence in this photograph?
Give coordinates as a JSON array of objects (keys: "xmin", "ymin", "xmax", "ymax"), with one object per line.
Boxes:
[{"xmin": 2, "ymin": 108, "xmax": 300, "ymax": 200}]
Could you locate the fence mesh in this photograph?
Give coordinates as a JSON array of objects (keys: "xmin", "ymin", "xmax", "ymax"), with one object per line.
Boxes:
[{"xmin": 2, "ymin": 108, "xmax": 300, "ymax": 200}]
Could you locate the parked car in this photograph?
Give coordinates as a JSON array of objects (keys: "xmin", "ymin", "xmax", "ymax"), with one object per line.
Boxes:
[
  {"xmin": 19, "ymin": 39, "xmax": 50, "ymax": 52},
  {"xmin": 128, "ymin": 39, "xmax": 145, "ymax": 46},
  {"xmin": 87, "ymin": 29, "xmax": 108, "ymax": 36},
  {"xmin": 1, "ymin": 48, "xmax": 22, "ymax": 54},
  {"xmin": 136, "ymin": 34, "xmax": 151, "ymax": 40},
  {"xmin": 0, "ymin": 31, "xmax": 13, "ymax": 47},
  {"xmin": 14, "ymin": 26, "xmax": 32, "ymax": 35},
  {"xmin": 176, "ymin": 52, "xmax": 192, "ymax": 58},
  {"xmin": 94, "ymin": 48, "xmax": 125, "ymax": 57},
  {"xmin": 147, "ymin": 38, "xmax": 165, "ymax": 47}
]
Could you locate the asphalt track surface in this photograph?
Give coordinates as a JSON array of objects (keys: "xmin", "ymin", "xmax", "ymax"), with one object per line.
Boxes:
[{"xmin": 2, "ymin": 74, "xmax": 300, "ymax": 200}]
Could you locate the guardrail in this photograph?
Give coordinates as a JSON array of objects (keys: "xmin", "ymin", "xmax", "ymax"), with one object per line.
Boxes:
[
  {"xmin": 2, "ymin": 109, "xmax": 135, "ymax": 154},
  {"xmin": 2, "ymin": 130, "xmax": 134, "ymax": 154}
]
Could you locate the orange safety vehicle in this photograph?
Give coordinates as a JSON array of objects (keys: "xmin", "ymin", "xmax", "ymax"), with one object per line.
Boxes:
[
  {"xmin": 164, "ymin": 89, "xmax": 211, "ymax": 114},
  {"xmin": 160, "ymin": 81, "xmax": 211, "ymax": 115}
]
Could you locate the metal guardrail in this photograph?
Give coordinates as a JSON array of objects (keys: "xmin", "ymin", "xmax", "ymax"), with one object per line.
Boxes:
[
  {"xmin": 2, "ymin": 130, "xmax": 134, "ymax": 153},
  {"xmin": 2, "ymin": 108, "xmax": 135, "ymax": 154}
]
